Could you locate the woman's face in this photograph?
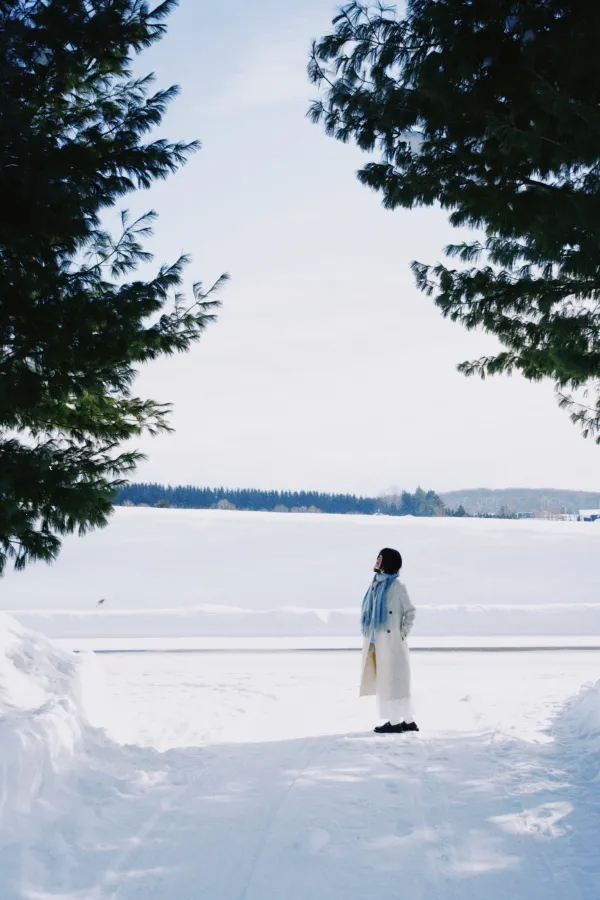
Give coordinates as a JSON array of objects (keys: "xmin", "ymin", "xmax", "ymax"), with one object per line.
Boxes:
[{"xmin": 374, "ymin": 553, "xmax": 383, "ymax": 572}]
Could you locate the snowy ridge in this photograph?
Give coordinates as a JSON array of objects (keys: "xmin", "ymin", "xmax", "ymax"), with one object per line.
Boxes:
[
  {"xmin": 0, "ymin": 613, "xmax": 87, "ymax": 833},
  {"xmin": 8, "ymin": 601, "xmax": 600, "ymax": 639}
]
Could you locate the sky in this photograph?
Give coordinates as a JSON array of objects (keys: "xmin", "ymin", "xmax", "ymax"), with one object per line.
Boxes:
[{"xmin": 120, "ymin": 0, "xmax": 599, "ymax": 496}]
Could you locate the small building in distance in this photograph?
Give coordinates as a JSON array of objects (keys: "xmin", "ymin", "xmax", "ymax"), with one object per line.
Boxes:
[
  {"xmin": 535, "ymin": 510, "xmax": 577, "ymax": 521},
  {"xmin": 578, "ymin": 509, "xmax": 600, "ymax": 522}
]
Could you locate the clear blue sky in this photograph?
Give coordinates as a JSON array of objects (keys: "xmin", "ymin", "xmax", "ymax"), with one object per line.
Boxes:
[{"xmin": 122, "ymin": 0, "xmax": 599, "ymax": 495}]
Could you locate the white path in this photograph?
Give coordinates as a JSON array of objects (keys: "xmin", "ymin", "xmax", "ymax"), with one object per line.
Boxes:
[{"xmin": 3, "ymin": 651, "xmax": 598, "ymax": 900}]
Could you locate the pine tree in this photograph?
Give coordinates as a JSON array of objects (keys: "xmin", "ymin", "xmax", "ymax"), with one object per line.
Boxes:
[
  {"xmin": 309, "ymin": 1, "xmax": 600, "ymax": 441},
  {"xmin": 0, "ymin": 1, "xmax": 226, "ymax": 573}
]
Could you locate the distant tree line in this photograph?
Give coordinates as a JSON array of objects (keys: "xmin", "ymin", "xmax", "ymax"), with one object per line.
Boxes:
[
  {"xmin": 115, "ymin": 483, "xmax": 468, "ymax": 517},
  {"xmin": 116, "ymin": 483, "xmax": 376, "ymax": 514}
]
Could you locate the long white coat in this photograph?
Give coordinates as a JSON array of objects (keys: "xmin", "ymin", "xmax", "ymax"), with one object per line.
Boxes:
[{"xmin": 359, "ymin": 579, "xmax": 416, "ymax": 702}]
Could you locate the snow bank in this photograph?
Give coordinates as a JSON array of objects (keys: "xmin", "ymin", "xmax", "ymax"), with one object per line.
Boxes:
[
  {"xmin": 555, "ymin": 679, "xmax": 600, "ymax": 768},
  {"xmin": 0, "ymin": 613, "xmax": 88, "ymax": 835},
  {"xmin": 9, "ymin": 601, "xmax": 600, "ymax": 639}
]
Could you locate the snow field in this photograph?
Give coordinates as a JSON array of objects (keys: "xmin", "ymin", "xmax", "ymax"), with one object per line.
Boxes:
[
  {"xmin": 2, "ymin": 507, "xmax": 600, "ymax": 617},
  {"xmin": 86, "ymin": 648, "xmax": 600, "ymax": 749},
  {"xmin": 1, "ymin": 613, "xmax": 599, "ymax": 899}
]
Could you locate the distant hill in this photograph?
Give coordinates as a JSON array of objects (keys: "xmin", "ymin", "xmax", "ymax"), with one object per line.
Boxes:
[{"xmin": 439, "ymin": 488, "xmax": 600, "ymax": 516}]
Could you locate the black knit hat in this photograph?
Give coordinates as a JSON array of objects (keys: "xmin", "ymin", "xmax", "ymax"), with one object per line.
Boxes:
[{"xmin": 378, "ymin": 547, "xmax": 402, "ymax": 575}]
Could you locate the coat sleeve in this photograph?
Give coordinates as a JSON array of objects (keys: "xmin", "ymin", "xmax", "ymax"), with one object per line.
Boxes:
[{"xmin": 398, "ymin": 583, "xmax": 416, "ymax": 638}]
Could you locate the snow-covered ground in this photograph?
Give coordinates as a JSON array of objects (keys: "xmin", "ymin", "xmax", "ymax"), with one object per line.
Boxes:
[
  {"xmin": 89, "ymin": 644, "xmax": 600, "ymax": 750},
  {"xmin": 2, "ymin": 510, "xmax": 599, "ymax": 896},
  {"xmin": 1, "ymin": 612, "xmax": 599, "ymax": 900},
  {"xmin": 2, "ymin": 508, "xmax": 600, "ymax": 641}
]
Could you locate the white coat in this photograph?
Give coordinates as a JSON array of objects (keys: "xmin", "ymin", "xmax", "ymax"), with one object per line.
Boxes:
[{"xmin": 359, "ymin": 579, "xmax": 415, "ymax": 702}]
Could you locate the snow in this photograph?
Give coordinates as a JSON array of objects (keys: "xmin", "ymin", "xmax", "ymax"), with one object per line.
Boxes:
[
  {"xmin": 87, "ymin": 646, "xmax": 600, "ymax": 750},
  {"xmin": 556, "ymin": 679, "xmax": 600, "ymax": 763},
  {"xmin": 2, "ymin": 508, "xmax": 599, "ymax": 642},
  {"xmin": 2, "ymin": 507, "xmax": 599, "ymax": 613},
  {"xmin": 1, "ymin": 613, "xmax": 599, "ymax": 899},
  {"xmin": 1, "ymin": 508, "xmax": 599, "ymax": 895},
  {"xmin": 0, "ymin": 613, "xmax": 86, "ymax": 834}
]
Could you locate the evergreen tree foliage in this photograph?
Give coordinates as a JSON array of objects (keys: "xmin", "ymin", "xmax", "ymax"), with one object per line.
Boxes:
[
  {"xmin": 309, "ymin": 1, "xmax": 600, "ymax": 441},
  {"xmin": 115, "ymin": 482, "xmax": 450, "ymax": 517},
  {"xmin": 117, "ymin": 483, "xmax": 379, "ymax": 514},
  {"xmin": 379, "ymin": 486, "xmax": 445, "ymax": 516},
  {"xmin": 0, "ymin": 1, "xmax": 225, "ymax": 573}
]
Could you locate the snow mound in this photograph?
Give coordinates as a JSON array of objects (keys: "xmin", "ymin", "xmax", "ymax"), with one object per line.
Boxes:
[
  {"xmin": 553, "ymin": 679, "xmax": 600, "ymax": 779},
  {"xmin": 0, "ymin": 612, "xmax": 88, "ymax": 835},
  {"xmin": 558, "ymin": 679, "xmax": 600, "ymax": 745}
]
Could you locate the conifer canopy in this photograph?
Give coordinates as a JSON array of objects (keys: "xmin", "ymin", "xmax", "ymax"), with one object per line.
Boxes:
[
  {"xmin": 309, "ymin": 1, "xmax": 600, "ymax": 441},
  {"xmin": 0, "ymin": 0, "xmax": 226, "ymax": 572}
]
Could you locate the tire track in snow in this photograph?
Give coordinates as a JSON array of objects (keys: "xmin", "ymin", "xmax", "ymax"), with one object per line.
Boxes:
[
  {"xmin": 79, "ymin": 737, "xmax": 333, "ymax": 900},
  {"xmin": 87, "ymin": 746, "xmax": 210, "ymax": 900},
  {"xmin": 385, "ymin": 734, "xmax": 460, "ymax": 900},
  {"xmin": 235, "ymin": 736, "xmax": 332, "ymax": 900},
  {"xmin": 234, "ymin": 731, "xmax": 440, "ymax": 900}
]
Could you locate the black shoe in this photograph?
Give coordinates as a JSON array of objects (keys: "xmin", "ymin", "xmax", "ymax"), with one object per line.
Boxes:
[
  {"xmin": 373, "ymin": 721, "xmax": 420, "ymax": 735},
  {"xmin": 399, "ymin": 721, "xmax": 419, "ymax": 732},
  {"xmin": 374, "ymin": 721, "xmax": 404, "ymax": 734},
  {"xmin": 374, "ymin": 721, "xmax": 393, "ymax": 733}
]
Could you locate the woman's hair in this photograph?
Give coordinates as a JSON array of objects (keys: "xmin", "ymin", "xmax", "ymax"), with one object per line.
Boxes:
[{"xmin": 378, "ymin": 547, "xmax": 402, "ymax": 574}]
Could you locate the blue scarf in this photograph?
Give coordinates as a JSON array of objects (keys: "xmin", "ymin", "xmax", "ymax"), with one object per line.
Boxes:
[{"xmin": 361, "ymin": 572, "xmax": 398, "ymax": 637}]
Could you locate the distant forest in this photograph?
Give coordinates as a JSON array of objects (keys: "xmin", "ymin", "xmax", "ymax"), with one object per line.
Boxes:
[
  {"xmin": 115, "ymin": 483, "xmax": 464, "ymax": 517},
  {"xmin": 114, "ymin": 483, "xmax": 600, "ymax": 518}
]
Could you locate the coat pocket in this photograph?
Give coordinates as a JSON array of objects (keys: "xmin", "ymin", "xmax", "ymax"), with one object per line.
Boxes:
[{"xmin": 399, "ymin": 610, "xmax": 408, "ymax": 639}]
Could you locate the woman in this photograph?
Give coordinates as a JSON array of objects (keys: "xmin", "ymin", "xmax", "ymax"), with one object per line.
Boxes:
[{"xmin": 359, "ymin": 547, "xmax": 418, "ymax": 734}]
